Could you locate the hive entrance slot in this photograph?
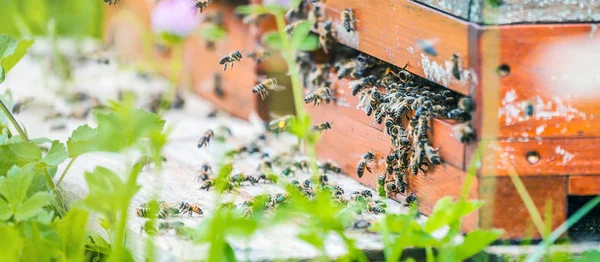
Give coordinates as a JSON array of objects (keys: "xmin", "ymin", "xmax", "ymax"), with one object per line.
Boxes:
[{"xmin": 568, "ymin": 196, "xmax": 600, "ymax": 242}]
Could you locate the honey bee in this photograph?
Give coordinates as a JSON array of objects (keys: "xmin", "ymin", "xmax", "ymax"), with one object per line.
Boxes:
[
  {"xmin": 302, "ymin": 179, "xmax": 313, "ymax": 190},
  {"xmin": 313, "ymin": 121, "xmax": 332, "ymax": 132},
  {"xmin": 196, "ymin": 163, "xmax": 213, "ymax": 181},
  {"xmin": 44, "ymin": 111, "xmax": 65, "ymax": 121},
  {"xmin": 158, "ymin": 221, "xmax": 185, "ymax": 232},
  {"xmin": 197, "ymin": 129, "xmax": 215, "ymax": 148},
  {"xmin": 356, "ymin": 151, "xmax": 375, "ymax": 178},
  {"xmin": 178, "ymin": 202, "xmax": 203, "ymax": 216},
  {"xmin": 446, "ymin": 108, "xmax": 471, "ymax": 121},
  {"xmin": 368, "ymin": 202, "xmax": 386, "ymax": 214},
  {"xmin": 320, "ymin": 160, "xmax": 341, "ymax": 174},
  {"xmin": 451, "ymin": 54, "xmax": 461, "ymax": 80},
  {"xmin": 231, "ymin": 173, "xmax": 259, "ymax": 186},
  {"xmin": 390, "ymin": 125, "xmax": 410, "ymax": 148},
  {"xmin": 200, "ymin": 180, "xmax": 213, "ymax": 191},
  {"xmin": 213, "ymin": 73, "xmax": 224, "ymax": 98},
  {"xmin": 194, "ymin": 0, "xmax": 211, "ymax": 13},
  {"xmin": 268, "ymin": 193, "xmax": 289, "ymax": 208},
  {"xmin": 353, "ymin": 219, "xmax": 371, "ymax": 229},
  {"xmin": 404, "ymin": 192, "xmax": 418, "ymax": 207},
  {"xmin": 309, "ymin": 5, "xmax": 323, "ymax": 29},
  {"xmin": 304, "ymin": 86, "xmax": 333, "ymax": 105},
  {"xmin": 219, "ymin": 50, "xmax": 243, "ymax": 71},
  {"xmin": 385, "ymin": 151, "xmax": 397, "ymax": 175},
  {"xmin": 253, "ymin": 78, "xmax": 285, "ymax": 100},
  {"xmin": 452, "ymin": 121, "xmax": 475, "ymax": 143},
  {"xmin": 103, "ymin": 0, "xmax": 120, "ymax": 6},
  {"xmin": 458, "ymin": 96, "xmax": 475, "ymax": 112},
  {"xmin": 341, "ymin": 8, "xmax": 356, "ymax": 32},
  {"xmin": 225, "ymin": 145, "xmax": 248, "ymax": 157},
  {"xmin": 247, "ymin": 49, "xmax": 272, "ymax": 64},
  {"xmin": 281, "ymin": 166, "xmax": 295, "ymax": 177},
  {"xmin": 319, "ymin": 21, "xmax": 335, "ymax": 54},
  {"xmin": 424, "ymin": 144, "xmax": 441, "ymax": 165},
  {"xmin": 257, "ymin": 173, "xmax": 277, "ymax": 183},
  {"xmin": 294, "ymin": 159, "xmax": 310, "ymax": 171},
  {"xmin": 268, "ymin": 114, "xmax": 294, "ymax": 133},
  {"xmin": 524, "ymin": 101, "xmax": 534, "ymax": 117},
  {"xmin": 336, "ymin": 61, "xmax": 359, "ymax": 79},
  {"xmin": 136, "ymin": 203, "xmax": 169, "ymax": 219},
  {"xmin": 319, "ymin": 174, "xmax": 329, "ymax": 185},
  {"xmin": 309, "ymin": 64, "xmax": 331, "ymax": 87},
  {"xmin": 349, "ymin": 75, "xmax": 378, "ymax": 96},
  {"xmin": 12, "ymin": 97, "xmax": 34, "ymax": 114}
]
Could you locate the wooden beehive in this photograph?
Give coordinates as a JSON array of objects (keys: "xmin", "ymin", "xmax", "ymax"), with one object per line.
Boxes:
[{"xmin": 104, "ymin": 0, "xmax": 600, "ymax": 240}]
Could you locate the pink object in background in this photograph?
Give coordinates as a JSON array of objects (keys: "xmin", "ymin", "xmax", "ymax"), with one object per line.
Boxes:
[{"xmin": 151, "ymin": 0, "xmax": 200, "ymax": 38}]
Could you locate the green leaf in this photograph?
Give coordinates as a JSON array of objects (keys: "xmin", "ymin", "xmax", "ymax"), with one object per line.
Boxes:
[
  {"xmin": 0, "ymin": 66, "xmax": 4, "ymax": 84},
  {"xmin": 0, "ymin": 141, "xmax": 43, "ymax": 175},
  {"xmin": 291, "ymin": 20, "xmax": 313, "ymax": 47},
  {"xmin": 455, "ymin": 229, "xmax": 503, "ymax": 260},
  {"xmin": 576, "ymin": 250, "xmax": 600, "ymax": 262},
  {"xmin": 81, "ymin": 166, "xmax": 126, "ymax": 216},
  {"xmin": 53, "ymin": 208, "xmax": 89, "ymax": 261},
  {"xmin": 0, "ymin": 198, "xmax": 11, "ymax": 220},
  {"xmin": 42, "ymin": 140, "xmax": 67, "ymax": 167},
  {"xmin": 0, "ymin": 165, "xmax": 34, "ymax": 204},
  {"xmin": 298, "ymin": 231, "xmax": 325, "ymax": 250},
  {"xmin": 262, "ymin": 32, "xmax": 283, "ymax": 50},
  {"xmin": 31, "ymin": 137, "xmax": 53, "ymax": 145},
  {"xmin": 235, "ymin": 5, "xmax": 270, "ymax": 15},
  {"xmin": 66, "ymin": 125, "xmax": 99, "ymax": 157},
  {"xmin": 14, "ymin": 191, "xmax": 52, "ymax": 221},
  {"xmin": 223, "ymin": 242, "xmax": 237, "ymax": 262},
  {"xmin": 199, "ymin": 24, "xmax": 227, "ymax": 41},
  {"xmin": 0, "ymin": 223, "xmax": 23, "ymax": 260},
  {"xmin": 0, "ymin": 34, "xmax": 34, "ymax": 74},
  {"xmin": 424, "ymin": 198, "xmax": 482, "ymax": 233},
  {"xmin": 295, "ymin": 34, "xmax": 319, "ymax": 51}
]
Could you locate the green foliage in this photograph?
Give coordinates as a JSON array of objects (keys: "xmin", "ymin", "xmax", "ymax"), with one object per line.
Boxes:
[
  {"xmin": 290, "ymin": 21, "xmax": 318, "ymax": 51},
  {"xmin": 0, "ymin": 141, "xmax": 42, "ymax": 175},
  {"xmin": 0, "ymin": 34, "xmax": 33, "ymax": 84},
  {"xmin": 199, "ymin": 24, "xmax": 227, "ymax": 41},
  {"xmin": 575, "ymin": 250, "xmax": 600, "ymax": 262},
  {"xmin": 81, "ymin": 167, "xmax": 134, "ymax": 223},
  {"xmin": 0, "ymin": 166, "xmax": 52, "ymax": 222},
  {"xmin": 235, "ymin": 5, "xmax": 271, "ymax": 16},
  {"xmin": 262, "ymin": 32, "xmax": 283, "ymax": 50},
  {"xmin": 52, "ymin": 209, "xmax": 90, "ymax": 261},
  {"xmin": 67, "ymin": 99, "xmax": 166, "ymax": 158}
]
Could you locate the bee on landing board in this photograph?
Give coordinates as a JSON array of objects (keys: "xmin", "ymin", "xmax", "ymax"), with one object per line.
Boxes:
[
  {"xmin": 219, "ymin": 50, "xmax": 243, "ymax": 71},
  {"xmin": 194, "ymin": 0, "xmax": 211, "ymax": 13},
  {"xmin": 178, "ymin": 202, "xmax": 203, "ymax": 216},
  {"xmin": 197, "ymin": 129, "xmax": 215, "ymax": 148},
  {"xmin": 341, "ymin": 8, "xmax": 356, "ymax": 32},
  {"xmin": 253, "ymin": 78, "xmax": 285, "ymax": 100},
  {"xmin": 312, "ymin": 121, "xmax": 332, "ymax": 132}
]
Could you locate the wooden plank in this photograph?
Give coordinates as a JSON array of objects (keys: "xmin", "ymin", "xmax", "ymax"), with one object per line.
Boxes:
[
  {"xmin": 470, "ymin": 0, "xmax": 600, "ymax": 25},
  {"xmin": 307, "ymin": 103, "xmax": 477, "ymax": 231},
  {"xmin": 479, "ymin": 176, "xmax": 567, "ymax": 239},
  {"xmin": 312, "ymin": 0, "xmax": 475, "ymax": 95},
  {"xmin": 479, "ymin": 138, "xmax": 600, "ymax": 176},
  {"xmin": 478, "ymin": 24, "xmax": 600, "ymax": 139},
  {"xmin": 314, "ymin": 74, "xmax": 466, "ymax": 170},
  {"xmin": 188, "ymin": 4, "xmax": 259, "ymax": 119},
  {"xmin": 103, "ymin": 0, "xmax": 154, "ymax": 64},
  {"xmin": 569, "ymin": 176, "xmax": 600, "ymax": 195}
]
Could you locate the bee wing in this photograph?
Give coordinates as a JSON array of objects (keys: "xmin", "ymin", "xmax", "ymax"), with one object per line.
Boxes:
[{"xmin": 270, "ymin": 85, "xmax": 287, "ymax": 92}]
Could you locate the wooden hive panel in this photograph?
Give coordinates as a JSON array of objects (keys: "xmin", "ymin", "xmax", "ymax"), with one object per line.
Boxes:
[
  {"xmin": 569, "ymin": 175, "xmax": 600, "ymax": 196},
  {"xmin": 312, "ymin": 0, "xmax": 475, "ymax": 95},
  {"xmin": 479, "ymin": 176, "xmax": 567, "ymax": 239}
]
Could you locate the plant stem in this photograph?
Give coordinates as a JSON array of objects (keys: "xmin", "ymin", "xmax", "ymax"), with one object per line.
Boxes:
[
  {"xmin": 56, "ymin": 156, "xmax": 78, "ymax": 187},
  {"xmin": 112, "ymin": 162, "xmax": 145, "ymax": 261},
  {"xmin": 43, "ymin": 168, "xmax": 67, "ymax": 217},
  {"xmin": 0, "ymin": 99, "xmax": 29, "ymax": 141},
  {"xmin": 274, "ymin": 13, "xmax": 306, "ymax": 119},
  {"xmin": 507, "ymin": 164, "xmax": 546, "ymax": 239}
]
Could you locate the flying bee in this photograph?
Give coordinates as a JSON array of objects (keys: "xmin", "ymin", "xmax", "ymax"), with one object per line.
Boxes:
[
  {"xmin": 356, "ymin": 151, "xmax": 375, "ymax": 178},
  {"xmin": 304, "ymin": 86, "xmax": 332, "ymax": 105},
  {"xmin": 313, "ymin": 121, "xmax": 332, "ymax": 132},
  {"xmin": 197, "ymin": 129, "xmax": 215, "ymax": 148},
  {"xmin": 247, "ymin": 49, "xmax": 272, "ymax": 64},
  {"xmin": 320, "ymin": 160, "xmax": 341, "ymax": 174},
  {"xmin": 103, "ymin": 0, "xmax": 120, "ymax": 6},
  {"xmin": 194, "ymin": 0, "xmax": 211, "ymax": 13},
  {"xmin": 231, "ymin": 173, "xmax": 259, "ymax": 186},
  {"xmin": 252, "ymin": 78, "xmax": 285, "ymax": 100},
  {"xmin": 294, "ymin": 159, "xmax": 310, "ymax": 171},
  {"xmin": 319, "ymin": 21, "xmax": 335, "ymax": 54},
  {"xmin": 424, "ymin": 144, "xmax": 441, "ymax": 165},
  {"xmin": 219, "ymin": 50, "xmax": 242, "ymax": 71},
  {"xmin": 341, "ymin": 8, "xmax": 356, "ymax": 32},
  {"xmin": 200, "ymin": 180, "xmax": 213, "ymax": 191},
  {"xmin": 349, "ymin": 75, "xmax": 378, "ymax": 96},
  {"xmin": 458, "ymin": 96, "xmax": 475, "ymax": 112},
  {"xmin": 178, "ymin": 202, "xmax": 203, "ymax": 216},
  {"xmin": 451, "ymin": 54, "xmax": 461, "ymax": 80},
  {"xmin": 268, "ymin": 114, "xmax": 294, "ymax": 133},
  {"xmin": 452, "ymin": 121, "xmax": 475, "ymax": 143},
  {"xmin": 12, "ymin": 97, "xmax": 35, "ymax": 114},
  {"xmin": 213, "ymin": 73, "xmax": 225, "ymax": 98}
]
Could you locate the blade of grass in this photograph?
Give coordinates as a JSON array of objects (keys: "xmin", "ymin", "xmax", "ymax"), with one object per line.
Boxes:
[
  {"xmin": 525, "ymin": 195, "xmax": 600, "ymax": 262},
  {"xmin": 460, "ymin": 143, "xmax": 483, "ymax": 201},
  {"xmin": 506, "ymin": 164, "xmax": 546, "ymax": 239}
]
